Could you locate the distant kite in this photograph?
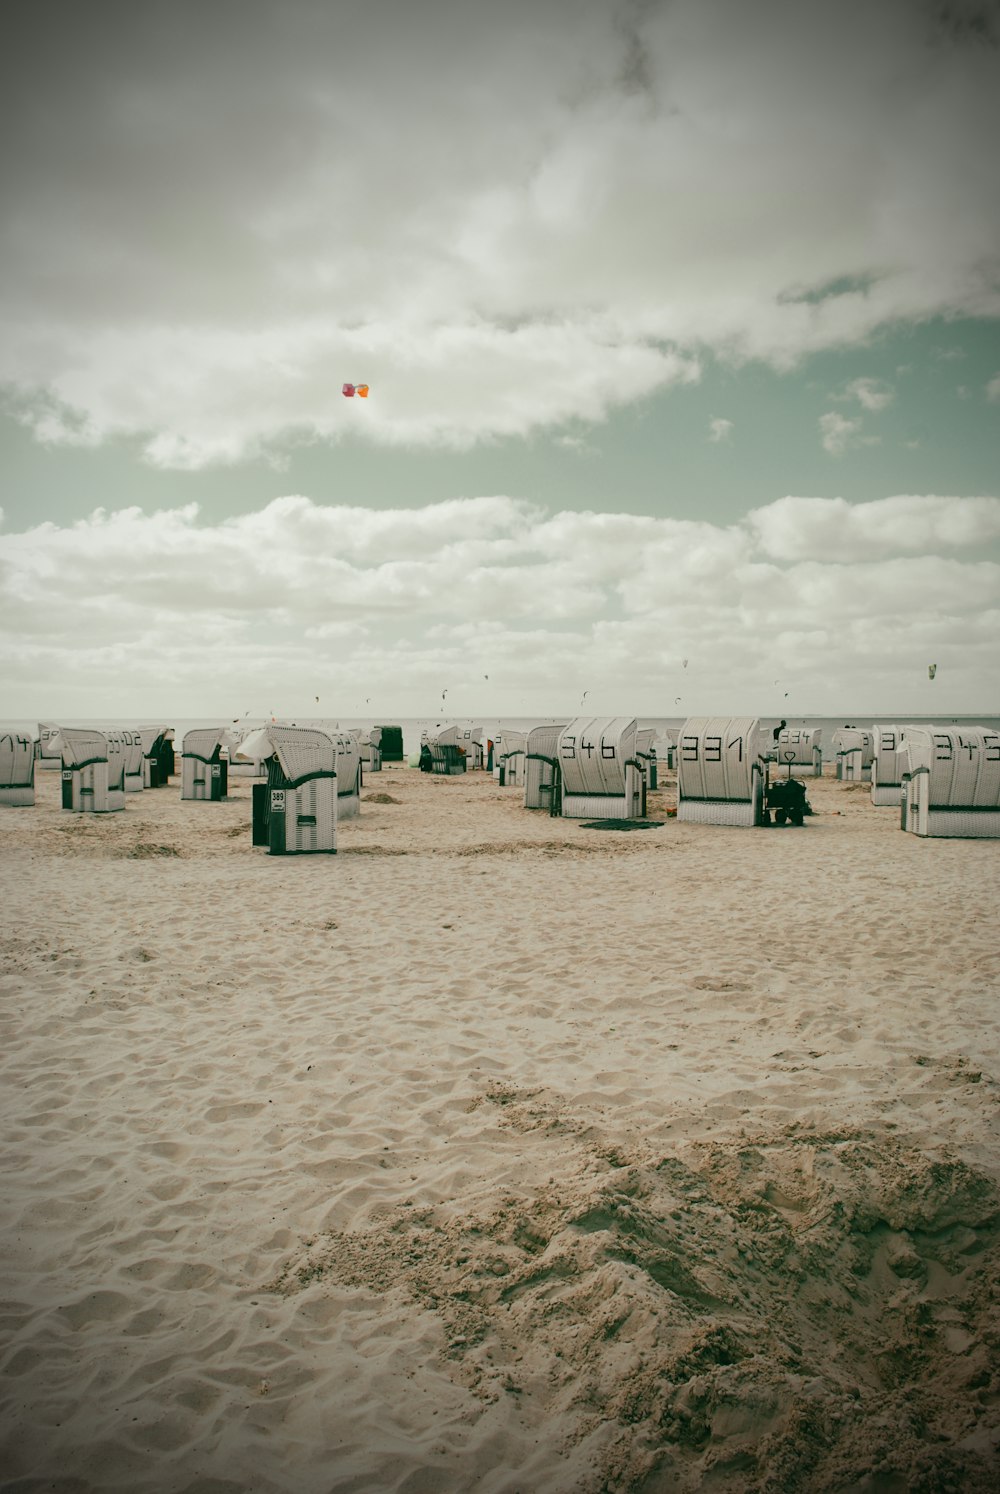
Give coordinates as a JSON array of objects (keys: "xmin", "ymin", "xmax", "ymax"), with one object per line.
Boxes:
[
  {"xmin": 342, "ymin": 383, "xmax": 370, "ymax": 398},
  {"xmin": 928, "ymin": 663, "xmax": 937, "ymax": 680},
  {"xmin": 682, "ymin": 659, "xmax": 688, "ymax": 669}
]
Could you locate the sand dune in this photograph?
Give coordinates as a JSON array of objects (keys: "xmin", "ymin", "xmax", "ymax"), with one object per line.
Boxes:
[{"xmin": 2, "ymin": 765, "xmax": 999, "ymax": 1491}]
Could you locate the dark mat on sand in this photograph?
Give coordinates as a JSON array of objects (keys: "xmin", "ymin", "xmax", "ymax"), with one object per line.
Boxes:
[{"xmin": 578, "ymin": 819, "xmax": 665, "ymax": 831}]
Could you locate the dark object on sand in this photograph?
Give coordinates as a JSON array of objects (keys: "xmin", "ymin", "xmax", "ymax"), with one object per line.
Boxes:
[
  {"xmin": 764, "ymin": 775, "xmax": 809, "ymax": 826},
  {"xmin": 579, "ymin": 819, "xmax": 664, "ymax": 831},
  {"xmin": 376, "ymin": 725, "xmax": 404, "ymax": 762}
]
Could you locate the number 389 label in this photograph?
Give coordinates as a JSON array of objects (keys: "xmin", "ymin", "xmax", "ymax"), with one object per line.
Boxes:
[{"xmin": 270, "ymin": 789, "xmax": 286, "ymax": 811}]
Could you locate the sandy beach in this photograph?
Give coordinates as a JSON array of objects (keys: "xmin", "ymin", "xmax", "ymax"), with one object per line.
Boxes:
[{"xmin": 2, "ymin": 761, "xmax": 999, "ymax": 1493}]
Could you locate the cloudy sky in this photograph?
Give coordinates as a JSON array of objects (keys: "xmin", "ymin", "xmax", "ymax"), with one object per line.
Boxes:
[{"xmin": 1, "ymin": 0, "xmax": 998, "ymax": 721}]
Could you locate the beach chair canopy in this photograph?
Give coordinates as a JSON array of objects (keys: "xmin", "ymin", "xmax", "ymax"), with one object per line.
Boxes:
[
  {"xmin": 36, "ymin": 723, "xmax": 62, "ymax": 759},
  {"xmin": 236, "ymin": 724, "xmax": 337, "ymax": 784},
  {"xmin": 0, "ymin": 731, "xmax": 35, "ymax": 788},
  {"xmin": 105, "ymin": 729, "xmax": 144, "ymax": 779},
  {"xmin": 497, "ymin": 729, "xmax": 526, "ymax": 759},
  {"xmin": 136, "ymin": 725, "xmax": 170, "ymax": 757},
  {"xmin": 904, "ymin": 727, "xmax": 1000, "ymax": 808},
  {"xmin": 525, "ymin": 724, "xmax": 566, "ymax": 761},
  {"xmin": 182, "ymin": 727, "xmax": 227, "ymax": 762},
  {"xmin": 872, "ymin": 725, "xmax": 912, "ymax": 785},
  {"xmin": 677, "ymin": 717, "xmax": 766, "ymax": 801},
  {"xmin": 833, "ymin": 728, "xmax": 874, "ymax": 765},
  {"xmin": 428, "ymin": 724, "xmax": 461, "ymax": 749},
  {"xmin": 775, "ymin": 727, "xmax": 821, "ymax": 755},
  {"xmin": 557, "ymin": 717, "xmax": 637, "ymax": 795},
  {"xmin": 56, "ymin": 727, "xmax": 109, "ymax": 769}
]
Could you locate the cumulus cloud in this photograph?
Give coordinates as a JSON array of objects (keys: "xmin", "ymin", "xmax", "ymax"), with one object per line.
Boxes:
[
  {"xmin": 1, "ymin": 0, "xmax": 999, "ymax": 465},
  {"xmin": 2, "ymin": 492, "xmax": 997, "ymax": 715},
  {"xmin": 745, "ymin": 493, "xmax": 1000, "ymax": 562},
  {"xmin": 987, "ymin": 374, "xmax": 1000, "ymax": 402},
  {"xmin": 819, "ymin": 411, "xmax": 872, "ymax": 455},
  {"xmin": 839, "ymin": 377, "xmax": 895, "ymax": 412},
  {"xmin": 708, "ymin": 417, "xmax": 733, "ymax": 443}
]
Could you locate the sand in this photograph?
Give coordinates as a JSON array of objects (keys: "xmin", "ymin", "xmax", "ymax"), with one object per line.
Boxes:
[{"xmin": 1, "ymin": 763, "xmax": 999, "ymax": 1493}]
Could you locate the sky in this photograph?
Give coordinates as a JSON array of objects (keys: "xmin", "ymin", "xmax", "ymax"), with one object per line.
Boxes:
[{"xmin": 1, "ymin": 0, "xmax": 999, "ymax": 722}]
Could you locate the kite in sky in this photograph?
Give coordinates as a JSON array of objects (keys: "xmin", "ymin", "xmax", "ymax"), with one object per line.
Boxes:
[
  {"xmin": 342, "ymin": 383, "xmax": 370, "ymax": 398},
  {"xmin": 928, "ymin": 663, "xmax": 937, "ymax": 680}
]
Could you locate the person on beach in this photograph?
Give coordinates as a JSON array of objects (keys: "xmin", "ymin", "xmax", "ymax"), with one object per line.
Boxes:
[
  {"xmin": 486, "ymin": 738, "xmax": 494, "ymax": 771},
  {"xmin": 419, "ymin": 742, "xmax": 433, "ymax": 773},
  {"xmin": 772, "ymin": 719, "xmax": 786, "ymax": 744}
]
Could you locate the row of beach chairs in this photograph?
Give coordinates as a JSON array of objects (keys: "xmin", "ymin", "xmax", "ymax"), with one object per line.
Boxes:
[{"xmin": 5, "ymin": 717, "xmax": 998, "ymax": 846}]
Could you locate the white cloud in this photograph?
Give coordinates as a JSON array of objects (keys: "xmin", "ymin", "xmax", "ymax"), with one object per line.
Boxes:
[
  {"xmin": 839, "ymin": 377, "xmax": 894, "ymax": 412},
  {"xmin": 745, "ymin": 494, "xmax": 1000, "ymax": 562},
  {"xmin": 987, "ymin": 374, "xmax": 1000, "ymax": 403},
  {"xmin": 2, "ymin": 492, "xmax": 997, "ymax": 715},
  {"xmin": 708, "ymin": 417, "xmax": 733, "ymax": 443},
  {"xmin": 820, "ymin": 411, "xmax": 864, "ymax": 455},
  {"xmin": 1, "ymin": 0, "xmax": 998, "ymax": 465}
]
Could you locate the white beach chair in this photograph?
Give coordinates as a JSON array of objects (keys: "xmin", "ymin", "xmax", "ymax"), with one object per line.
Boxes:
[
  {"xmin": 361, "ymin": 726, "xmax": 383, "ymax": 773},
  {"xmin": 0, "ymin": 730, "xmax": 35, "ymax": 806},
  {"xmin": 870, "ymin": 725, "xmax": 916, "ymax": 806},
  {"xmin": 773, "ymin": 727, "xmax": 822, "ymax": 777},
  {"xmin": 56, "ymin": 727, "xmax": 126, "ymax": 813},
  {"xmin": 497, "ymin": 729, "xmax": 527, "ymax": 787},
  {"xmin": 635, "ymin": 728, "xmax": 658, "ymax": 790},
  {"xmin": 456, "ymin": 725, "xmax": 483, "ymax": 770},
  {"xmin": 241, "ymin": 725, "xmax": 339, "ymax": 854},
  {"xmin": 110, "ymin": 729, "xmax": 146, "ymax": 793},
  {"xmin": 523, "ymin": 724, "xmax": 568, "ymax": 810},
  {"xmin": 833, "ymin": 728, "xmax": 874, "ymax": 781},
  {"xmin": 35, "ymin": 722, "xmax": 63, "ymax": 770},
  {"xmin": 426, "ymin": 724, "xmax": 468, "ymax": 775},
  {"xmin": 554, "ymin": 717, "xmax": 644, "ymax": 819},
  {"xmin": 135, "ymin": 726, "xmax": 173, "ymax": 788},
  {"xmin": 181, "ymin": 728, "xmax": 229, "ymax": 801},
  {"xmin": 676, "ymin": 717, "xmax": 767, "ymax": 826},
  {"xmin": 900, "ymin": 727, "xmax": 1000, "ymax": 838},
  {"xmin": 333, "ymin": 731, "xmax": 362, "ymax": 817}
]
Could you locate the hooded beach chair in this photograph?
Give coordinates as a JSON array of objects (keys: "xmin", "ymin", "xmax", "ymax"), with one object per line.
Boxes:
[
  {"xmin": 773, "ymin": 727, "xmax": 822, "ymax": 777},
  {"xmin": 0, "ymin": 731, "xmax": 35, "ymax": 806},
  {"xmin": 900, "ymin": 727, "xmax": 1000, "ymax": 837},
  {"xmin": 181, "ymin": 728, "xmax": 229, "ymax": 801},
  {"xmin": 496, "ymin": 730, "xmax": 527, "ymax": 787},
  {"xmin": 554, "ymin": 717, "xmax": 644, "ymax": 819},
  {"xmin": 676, "ymin": 717, "xmax": 767, "ymax": 826},
  {"xmin": 35, "ymin": 723, "xmax": 63, "ymax": 770},
  {"xmin": 56, "ymin": 727, "xmax": 126, "ymax": 813},
  {"xmin": 523, "ymin": 723, "xmax": 568, "ymax": 810},
  {"xmin": 833, "ymin": 728, "xmax": 874, "ymax": 781},
  {"xmin": 870, "ymin": 725, "xmax": 916, "ymax": 806},
  {"xmin": 111, "ymin": 729, "xmax": 146, "ymax": 793},
  {"xmin": 241, "ymin": 724, "xmax": 339, "ymax": 854},
  {"xmin": 425, "ymin": 724, "xmax": 468, "ymax": 775}
]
